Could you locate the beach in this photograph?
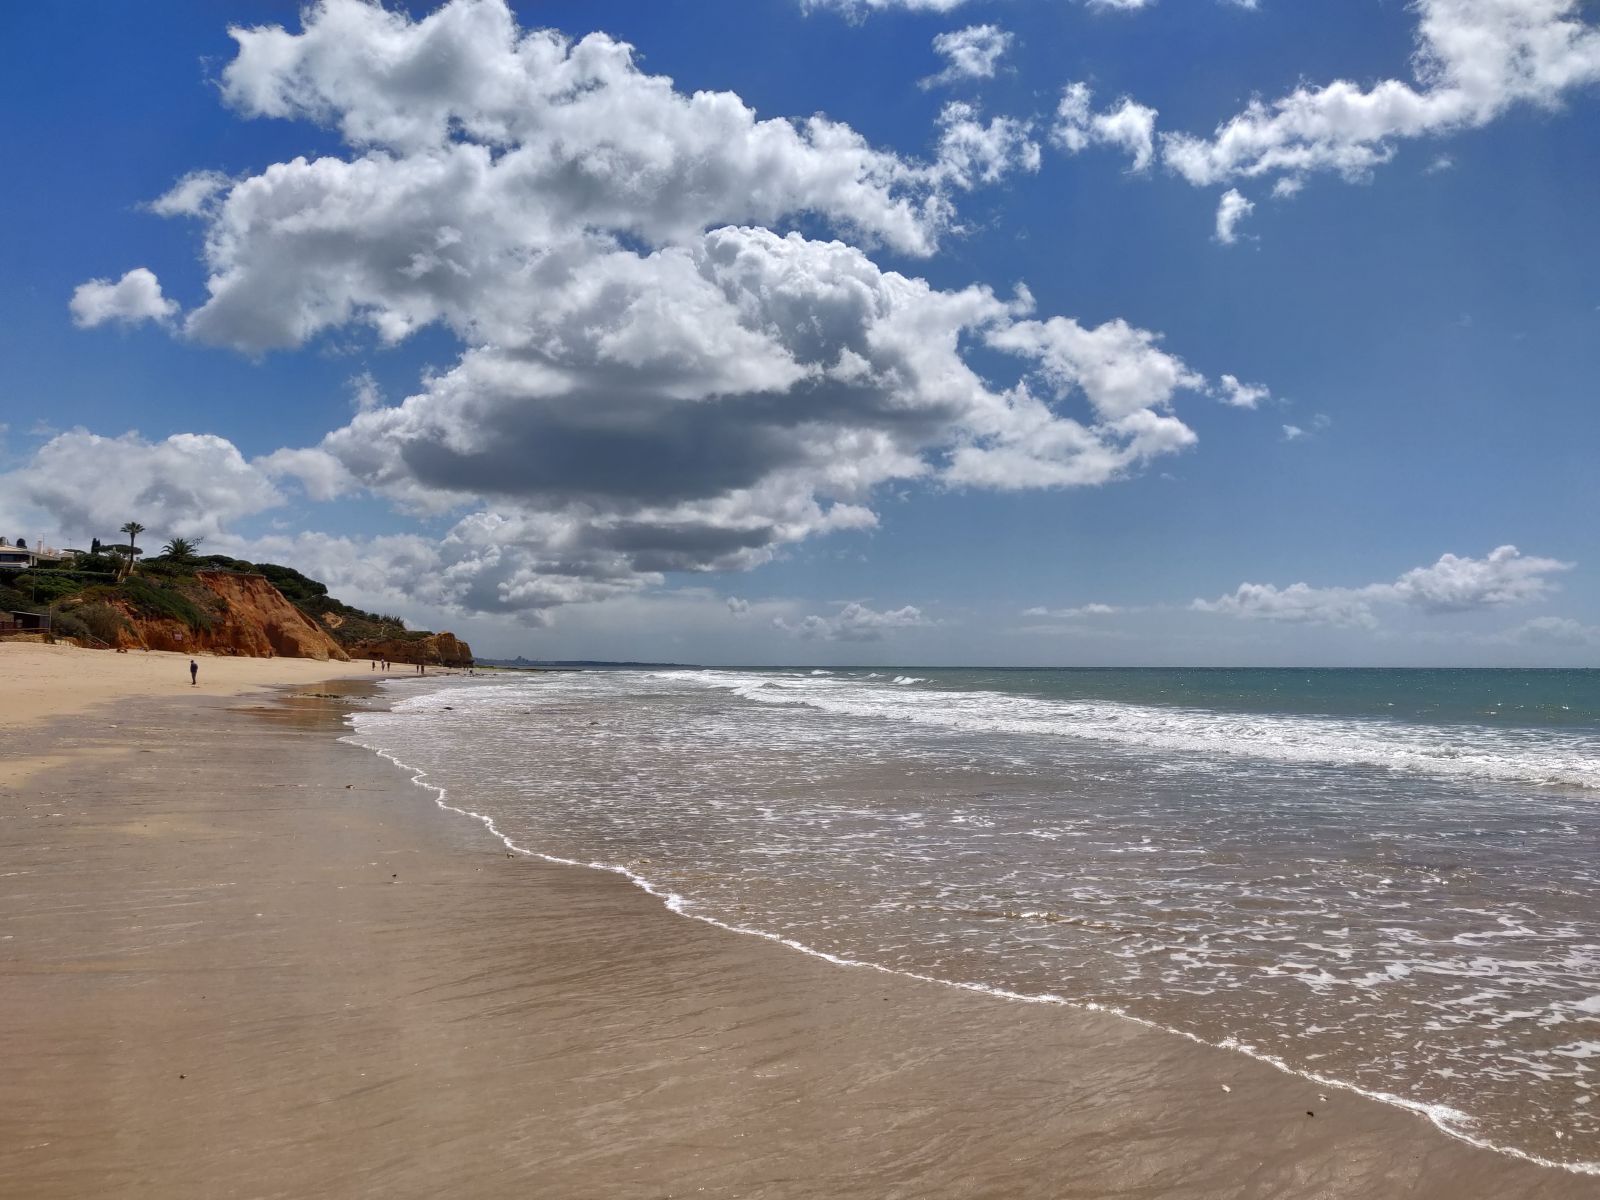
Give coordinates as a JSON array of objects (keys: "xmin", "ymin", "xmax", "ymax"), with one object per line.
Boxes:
[
  {"xmin": 0, "ymin": 645, "xmax": 1593, "ymax": 1198},
  {"xmin": 0, "ymin": 642, "xmax": 383, "ymax": 732}
]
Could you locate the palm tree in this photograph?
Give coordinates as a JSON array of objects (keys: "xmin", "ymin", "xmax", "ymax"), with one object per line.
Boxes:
[
  {"xmin": 162, "ymin": 536, "xmax": 201, "ymax": 562},
  {"xmin": 119, "ymin": 521, "xmax": 145, "ymax": 580}
]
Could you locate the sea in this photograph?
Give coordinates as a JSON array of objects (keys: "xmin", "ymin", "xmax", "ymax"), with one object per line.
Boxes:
[{"xmin": 346, "ymin": 667, "xmax": 1600, "ymax": 1174}]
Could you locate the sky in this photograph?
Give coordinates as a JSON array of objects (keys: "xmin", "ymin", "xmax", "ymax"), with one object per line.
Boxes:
[{"xmin": 1, "ymin": 0, "xmax": 1597, "ymax": 666}]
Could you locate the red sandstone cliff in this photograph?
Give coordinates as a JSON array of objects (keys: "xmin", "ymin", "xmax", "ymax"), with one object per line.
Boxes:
[
  {"xmin": 110, "ymin": 572, "xmax": 351, "ymax": 661},
  {"xmin": 345, "ymin": 631, "xmax": 474, "ymax": 668}
]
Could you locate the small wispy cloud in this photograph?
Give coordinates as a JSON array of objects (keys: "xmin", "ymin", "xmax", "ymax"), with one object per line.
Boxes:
[
  {"xmin": 921, "ymin": 24, "xmax": 1012, "ymax": 90},
  {"xmin": 1282, "ymin": 414, "xmax": 1331, "ymax": 441},
  {"xmin": 1022, "ymin": 602, "xmax": 1124, "ymax": 618},
  {"xmin": 773, "ymin": 601, "xmax": 936, "ymax": 641},
  {"xmin": 1215, "ymin": 189, "xmax": 1254, "ymax": 245},
  {"xmin": 1217, "ymin": 374, "xmax": 1271, "ymax": 409}
]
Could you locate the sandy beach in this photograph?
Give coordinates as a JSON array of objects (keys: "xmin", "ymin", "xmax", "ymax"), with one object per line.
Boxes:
[
  {"xmin": 0, "ymin": 642, "xmax": 383, "ymax": 732},
  {"xmin": 0, "ymin": 643, "xmax": 1592, "ymax": 1199}
]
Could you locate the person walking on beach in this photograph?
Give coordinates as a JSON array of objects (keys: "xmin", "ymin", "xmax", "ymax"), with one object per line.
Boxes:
[{"xmin": 189, "ymin": 659, "xmax": 199, "ymax": 686}]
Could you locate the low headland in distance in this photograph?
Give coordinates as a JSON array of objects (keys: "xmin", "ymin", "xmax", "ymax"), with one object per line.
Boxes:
[{"xmin": 478, "ymin": 655, "xmax": 700, "ymax": 670}]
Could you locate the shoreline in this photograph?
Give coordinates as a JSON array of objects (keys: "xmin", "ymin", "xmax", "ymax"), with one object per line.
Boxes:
[
  {"xmin": 1, "ymin": 658, "xmax": 1591, "ymax": 1196},
  {"xmin": 359, "ymin": 681, "xmax": 1600, "ymax": 1183}
]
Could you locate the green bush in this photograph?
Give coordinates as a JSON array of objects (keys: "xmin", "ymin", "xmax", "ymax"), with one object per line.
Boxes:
[
  {"xmin": 116, "ymin": 576, "xmax": 217, "ymax": 631},
  {"xmin": 26, "ymin": 564, "xmax": 116, "ymax": 583},
  {"xmin": 255, "ymin": 562, "xmax": 328, "ymax": 605},
  {"xmin": 71, "ymin": 552, "xmax": 119, "ymax": 575},
  {"xmin": 0, "ymin": 579, "xmax": 31, "ymax": 613},
  {"xmin": 14, "ymin": 572, "xmax": 81, "ymax": 604},
  {"xmin": 189, "ymin": 554, "xmax": 256, "ymax": 573},
  {"xmin": 72, "ymin": 603, "xmax": 127, "ymax": 645},
  {"xmin": 139, "ymin": 557, "xmax": 196, "ymax": 581},
  {"xmin": 48, "ymin": 610, "xmax": 92, "ymax": 642}
]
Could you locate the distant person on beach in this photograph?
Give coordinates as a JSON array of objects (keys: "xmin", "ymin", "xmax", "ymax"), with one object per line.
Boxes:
[{"xmin": 189, "ymin": 659, "xmax": 198, "ymax": 686}]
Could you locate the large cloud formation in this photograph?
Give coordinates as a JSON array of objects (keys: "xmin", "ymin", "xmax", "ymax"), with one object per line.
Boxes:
[
  {"xmin": 0, "ymin": 431, "xmax": 284, "ymax": 543},
  {"xmin": 54, "ymin": 0, "xmax": 1245, "ymax": 623}
]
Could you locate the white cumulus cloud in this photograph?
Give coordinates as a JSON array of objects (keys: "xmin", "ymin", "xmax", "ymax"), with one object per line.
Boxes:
[
  {"xmin": 1389, "ymin": 544, "xmax": 1573, "ymax": 612},
  {"xmin": 933, "ymin": 101, "xmax": 1042, "ymax": 186},
  {"xmin": 1053, "ymin": 83, "xmax": 1159, "ymax": 173},
  {"xmin": 1027, "ymin": 2, "xmax": 1600, "ymax": 238},
  {"xmin": 49, "ymin": 0, "xmax": 1261, "ymax": 622},
  {"xmin": 0, "ymin": 430, "xmax": 284, "ymax": 543},
  {"xmin": 69, "ymin": 268, "xmax": 178, "ymax": 329},
  {"xmin": 1163, "ymin": 0, "xmax": 1600, "ymax": 192},
  {"xmin": 1193, "ymin": 581, "xmax": 1382, "ymax": 628},
  {"xmin": 1194, "ymin": 546, "xmax": 1574, "ymax": 628}
]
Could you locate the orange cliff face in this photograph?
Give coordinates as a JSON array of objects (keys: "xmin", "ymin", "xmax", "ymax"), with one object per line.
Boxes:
[
  {"xmin": 110, "ymin": 572, "xmax": 351, "ymax": 661},
  {"xmin": 346, "ymin": 631, "xmax": 474, "ymax": 668}
]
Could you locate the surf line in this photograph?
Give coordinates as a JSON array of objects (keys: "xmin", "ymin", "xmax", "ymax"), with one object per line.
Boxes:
[{"xmin": 341, "ymin": 697, "xmax": 1600, "ymax": 1181}]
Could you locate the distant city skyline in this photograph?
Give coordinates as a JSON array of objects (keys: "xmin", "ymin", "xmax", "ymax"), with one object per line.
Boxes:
[{"xmin": 1, "ymin": 0, "xmax": 1596, "ymax": 664}]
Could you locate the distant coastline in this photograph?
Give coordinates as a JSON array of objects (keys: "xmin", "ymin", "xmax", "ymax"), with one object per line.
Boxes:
[{"xmin": 478, "ymin": 656, "xmax": 700, "ymax": 670}]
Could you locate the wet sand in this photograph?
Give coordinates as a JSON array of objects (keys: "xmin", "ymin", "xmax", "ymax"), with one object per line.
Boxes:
[{"xmin": 0, "ymin": 681, "xmax": 1592, "ymax": 1198}]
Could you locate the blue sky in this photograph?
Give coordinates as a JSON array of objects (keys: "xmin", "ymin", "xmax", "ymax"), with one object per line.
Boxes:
[{"xmin": 1, "ymin": 0, "xmax": 1596, "ymax": 664}]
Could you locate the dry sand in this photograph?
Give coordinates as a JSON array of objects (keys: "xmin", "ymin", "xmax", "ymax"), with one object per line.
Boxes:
[
  {"xmin": 0, "ymin": 645, "xmax": 1592, "ymax": 1198},
  {"xmin": 0, "ymin": 641, "xmax": 378, "ymax": 733}
]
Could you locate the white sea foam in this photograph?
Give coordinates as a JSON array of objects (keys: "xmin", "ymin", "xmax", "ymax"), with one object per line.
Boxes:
[
  {"xmin": 657, "ymin": 670, "xmax": 1600, "ymax": 791},
  {"xmin": 342, "ymin": 682, "xmax": 1600, "ymax": 1178}
]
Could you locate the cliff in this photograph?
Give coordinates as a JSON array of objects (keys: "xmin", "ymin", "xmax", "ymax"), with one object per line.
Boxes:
[
  {"xmin": 346, "ymin": 630, "xmax": 474, "ymax": 668},
  {"xmin": 23, "ymin": 554, "xmax": 474, "ymax": 665},
  {"xmin": 108, "ymin": 572, "xmax": 351, "ymax": 661}
]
